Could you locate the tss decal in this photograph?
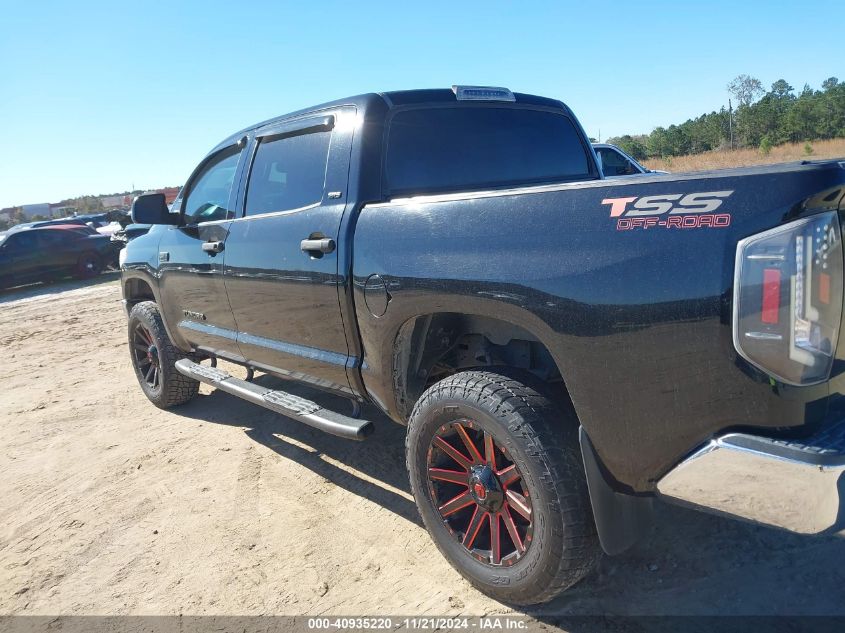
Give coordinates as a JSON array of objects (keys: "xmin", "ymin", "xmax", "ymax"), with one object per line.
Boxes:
[{"xmin": 602, "ymin": 190, "xmax": 734, "ymax": 230}]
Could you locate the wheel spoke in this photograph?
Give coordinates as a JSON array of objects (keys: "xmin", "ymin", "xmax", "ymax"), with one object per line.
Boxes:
[
  {"xmin": 506, "ymin": 489, "xmax": 532, "ymax": 521},
  {"xmin": 490, "ymin": 512, "xmax": 501, "ymax": 565},
  {"xmin": 137, "ymin": 356, "xmax": 151, "ymax": 367},
  {"xmin": 462, "ymin": 506, "xmax": 487, "ymax": 548},
  {"xmin": 428, "ymin": 420, "xmax": 533, "ymax": 567},
  {"xmin": 133, "ymin": 342, "xmax": 149, "ymax": 352},
  {"xmin": 502, "ymin": 505, "xmax": 525, "ymax": 553},
  {"xmin": 144, "ymin": 363, "xmax": 155, "ymax": 383},
  {"xmin": 429, "ymin": 468, "xmax": 469, "ymax": 485},
  {"xmin": 137, "ymin": 328, "xmax": 152, "ymax": 345},
  {"xmin": 152, "ymin": 367, "xmax": 159, "ymax": 388},
  {"xmin": 497, "ymin": 464, "xmax": 521, "ymax": 488},
  {"xmin": 438, "ymin": 490, "xmax": 474, "ymax": 517},
  {"xmin": 484, "ymin": 431, "xmax": 496, "ymax": 469},
  {"xmin": 454, "ymin": 423, "xmax": 483, "ymax": 463},
  {"xmin": 433, "ymin": 436, "xmax": 472, "ymax": 470}
]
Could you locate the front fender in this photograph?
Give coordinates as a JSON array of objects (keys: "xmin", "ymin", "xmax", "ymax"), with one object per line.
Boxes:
[{"xmin": 120, "ymin": 230, "xmax": 192, "ymax": 353}]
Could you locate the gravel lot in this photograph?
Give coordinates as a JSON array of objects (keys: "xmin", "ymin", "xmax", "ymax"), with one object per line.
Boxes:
[{"xmin": 1, "ymin": 275, "xmax": 844, "ymax": 622}]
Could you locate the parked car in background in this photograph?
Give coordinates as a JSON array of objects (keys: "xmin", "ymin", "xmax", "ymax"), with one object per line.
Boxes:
[
  {"xmin": 7, "ymin": 210, "xmax": 131, "ymax": 235},
  {"xmin": 74, "ymin": 213, "xmax": 111, "ymax": 229},
  {"xmin": 46, "ymin": 223, "xmax": 100, "ymax": 236},
  {"xmin": 96, "ymin": 221, "xmax": 124, "ymax": 237},
  {"xmin": 593, "ymin": 143, "xmax": 667, "ymax": 177},
  {"xmin": 110, "ymin": 223, "xmax": 152, "ymax": 247},
  {"xmin": 0, "ymin": 225, "xmax": 119, "ymax": 289},
  {"xmin": 6, "ymin": 217, "xmax": 88, "ymax": 232}
]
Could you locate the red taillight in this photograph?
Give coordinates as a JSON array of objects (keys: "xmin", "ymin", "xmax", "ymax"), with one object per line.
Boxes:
[
  {"xmin": 820, "ymin": 273, "xmax": 831, "ymax": 305},
  {"xmin": 734, "ymin": 211, "xmax": 843, "ymax": 386},
  {"xmin": 761, "ymin": 268, "xmax": 781, "ymax": 324}
]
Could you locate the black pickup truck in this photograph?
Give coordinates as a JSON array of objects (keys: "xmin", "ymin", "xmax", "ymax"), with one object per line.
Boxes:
[{"xmin": 122, "ymin": 86, "xmax": 845, "ymax": 605}]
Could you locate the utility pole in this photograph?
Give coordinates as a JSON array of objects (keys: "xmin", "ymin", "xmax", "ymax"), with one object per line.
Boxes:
[{"xmin": 728, "ymin": 99, "xmax": 733, "ymax": 151}]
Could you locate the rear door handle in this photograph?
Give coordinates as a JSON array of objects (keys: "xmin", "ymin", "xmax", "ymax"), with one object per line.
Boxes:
[
  {"xmin": 202, "ymin": 241, "xmax": 225, "ymax": 254},
  {"xmin": 300, "ymin": 238, "xmax": 335, "ymax": 254}
]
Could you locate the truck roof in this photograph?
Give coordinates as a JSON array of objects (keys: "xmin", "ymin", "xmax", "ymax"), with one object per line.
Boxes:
[{"xmin": 210, "ymin": 88, "xmax": 572, "ymax": 155}]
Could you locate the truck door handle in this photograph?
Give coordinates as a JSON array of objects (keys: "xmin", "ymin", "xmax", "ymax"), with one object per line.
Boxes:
[
  {"xmin": 202, "ymin": 241, "xmax": 225, "ymax": 254},
  {"xmin": 300, "ymin": 238, "xmax": 335, "ymax": 254}
]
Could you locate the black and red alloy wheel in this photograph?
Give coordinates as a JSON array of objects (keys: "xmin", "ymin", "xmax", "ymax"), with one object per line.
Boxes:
[
  {"xmin": 131, "ymin": 322, "xmax": 161, "ymax": 390},
  {"xmin": 426, "ymin": 419, "xmax": 533, "ymax": 566}
]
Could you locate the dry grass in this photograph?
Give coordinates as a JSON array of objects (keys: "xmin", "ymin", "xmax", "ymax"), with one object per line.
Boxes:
[{"xmin": 642, "ymin": 138, "xmax": 845, "ymax": 172}]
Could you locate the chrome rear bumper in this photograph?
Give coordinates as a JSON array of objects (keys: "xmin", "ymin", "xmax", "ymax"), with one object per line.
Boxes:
[{"xmin": 657, "ymin": 419, "xmax": 845, "ymax": 534}]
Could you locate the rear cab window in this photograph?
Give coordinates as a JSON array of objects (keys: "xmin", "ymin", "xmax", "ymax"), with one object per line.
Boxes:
[{"xmin": 384, "ymin": 106, "xmax": 594, "ymax": 197}]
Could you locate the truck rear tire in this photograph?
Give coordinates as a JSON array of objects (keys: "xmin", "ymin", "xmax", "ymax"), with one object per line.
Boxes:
[
  {"xmin": 128, "ymin": 301, "xmax": 199, "ymax": 409},
  {"xmin": 406, "ymin": 370, "xmax": 600, "ymax": 605}
]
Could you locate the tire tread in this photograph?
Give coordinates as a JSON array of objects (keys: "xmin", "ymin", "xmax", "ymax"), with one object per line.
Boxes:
[
  {"xmin": 129, "ymin": 301, "xmax": 199, "ymax": 408},
  {"xmin": 406, "ymin": 370, "xmax": 600, "ymax": 605}
]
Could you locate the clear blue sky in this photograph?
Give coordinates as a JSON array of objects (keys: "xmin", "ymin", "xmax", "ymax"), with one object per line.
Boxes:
[{"xmin": 1, "ymin": 0, "xmax": 842, "ymax": 208}]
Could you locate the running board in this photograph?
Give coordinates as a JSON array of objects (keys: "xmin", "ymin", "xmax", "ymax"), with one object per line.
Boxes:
[{"xmin": 174, "ymin": 359, "xmax": 373, "ymax": 441}]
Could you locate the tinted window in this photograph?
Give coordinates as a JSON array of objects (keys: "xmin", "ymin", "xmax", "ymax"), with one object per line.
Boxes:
[
  {"xmin": 596, "ymin": 147, "xmax": 639, "ymax": 177},
  {"xmin": 3, "ymin": 231, "xmax": 37, "ymax": 251},
  {"xmin": 38, "ymin": 230, "xmax": 79, "ymax": 246},
  {"xmin": 385, "ymin": 107, "xmax": 591, "ymax": 195},
  {"xmin": 245, "ymin": 130, "xmax": 331, "ymax": 216},
  {"xmin": 183, "ymin": 146, "xmax": 241, "ymax": 224}
]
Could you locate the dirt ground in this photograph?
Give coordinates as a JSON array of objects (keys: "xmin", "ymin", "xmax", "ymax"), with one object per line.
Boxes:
[{"xmin": 1, "ymin": 275, "xmax": 844, "ymax": 621}]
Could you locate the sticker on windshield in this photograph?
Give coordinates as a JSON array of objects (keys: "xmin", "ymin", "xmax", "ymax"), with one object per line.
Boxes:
[{"xmin": 602, "ymin": 191, "xmax": 733, "ymax": 230}]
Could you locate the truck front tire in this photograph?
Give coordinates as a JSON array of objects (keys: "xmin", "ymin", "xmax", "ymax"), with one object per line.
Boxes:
[
  {"xmin": 406, "ymin": 371, "xmax": 600, "ymax": 605},
  {"xmin": 128, "ymin": 301, "xmax": 199, "ymax": 409}
]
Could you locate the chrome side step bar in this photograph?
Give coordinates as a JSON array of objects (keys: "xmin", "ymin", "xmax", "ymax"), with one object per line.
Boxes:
[{"xmin": 174, "ymin": 359, "xmax": 374, "ymax": 441}]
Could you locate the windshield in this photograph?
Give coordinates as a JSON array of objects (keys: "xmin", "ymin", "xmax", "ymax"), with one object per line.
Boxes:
[{"xmin": 385, "ymin": 106, "xmax": 593, "ymax": 196}]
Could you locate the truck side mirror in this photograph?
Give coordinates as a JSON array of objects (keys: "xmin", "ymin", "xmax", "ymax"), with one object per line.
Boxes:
[{"xmin": 131, "ymin": 193, "xmax": 180, "ymax": 225}]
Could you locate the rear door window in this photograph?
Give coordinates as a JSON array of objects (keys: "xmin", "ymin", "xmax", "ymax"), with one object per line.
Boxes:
[
  {"xmin": 244, "ymin": 129, "xmax": 331, "ymax": 216},
  {"xmin": 385, "ymin": 107, "xmax": 592, "ymax": 196},
  {"xmin": 37, "ymin": 231, "xmax": 78, "ymax": 247}
]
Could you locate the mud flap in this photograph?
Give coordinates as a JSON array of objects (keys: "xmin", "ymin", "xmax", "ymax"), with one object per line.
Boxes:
[{"xmin": 579, "ymin": 427, "xmax": 654, "ymax": 555}]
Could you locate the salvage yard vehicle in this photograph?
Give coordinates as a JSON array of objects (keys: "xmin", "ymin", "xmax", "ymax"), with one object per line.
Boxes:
[
  {"xmin": 110, "ymin": 223, "xmax": 151, "ymax": 247},
  {"xmin": 121, "ymin": 85, "xmax": 845, "ymax": 605},
  {"xmin": 0, "ymin": 224, "xmax": 119, "ymax": 288}
]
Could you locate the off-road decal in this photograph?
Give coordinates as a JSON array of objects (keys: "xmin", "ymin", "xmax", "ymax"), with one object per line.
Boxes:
[{"xmin": 602, "ymin": 191, "xmax": 734, "ymax": 230}]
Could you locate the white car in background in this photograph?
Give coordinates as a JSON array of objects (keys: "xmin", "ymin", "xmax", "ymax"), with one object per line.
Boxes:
[
  {"xmin": 95, "ymin": 221, "xmax": 123, "ymax": 237},
  {"xmin": 593, "ymin": 143, "xmax": 668, "ymax": 178}
]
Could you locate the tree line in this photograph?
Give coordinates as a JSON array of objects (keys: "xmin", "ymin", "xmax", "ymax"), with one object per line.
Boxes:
[{"xmin": 606, "ymin": 75, "xmax": 845, "ymax": 160}]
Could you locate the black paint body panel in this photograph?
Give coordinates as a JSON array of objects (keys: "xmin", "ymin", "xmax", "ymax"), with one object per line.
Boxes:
[
  {"xmin": 352, "ymin": 164, "xmax": 845, "ymax": 490},
  {"xmin": 121, "ymin": 88, "xmax": 845, "ymax": 492}
]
